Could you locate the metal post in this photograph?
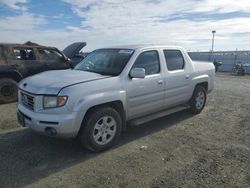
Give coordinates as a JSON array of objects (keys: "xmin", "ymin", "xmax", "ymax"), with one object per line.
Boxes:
[
  {"xmin": 234, "ymin": 48, "xmax": 238, "ymax": 65},
  {"xmin": 212, "ymin": 30, "xmax": 216, "ymax": 52},
  {"xmin": 209, "ymin": 30, "xmax": 216, "ymax": 61}
]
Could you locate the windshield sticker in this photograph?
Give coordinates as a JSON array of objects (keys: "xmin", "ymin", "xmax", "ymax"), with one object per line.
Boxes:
[{"xmin": 118, "ymin": 49, "xmax": 134, "ymax": 54}]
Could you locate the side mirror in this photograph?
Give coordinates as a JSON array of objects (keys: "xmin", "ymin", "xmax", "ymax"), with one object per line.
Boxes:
[{"xmin": 130, "ymin": 68, "xmax": 146, "ymax": 78}]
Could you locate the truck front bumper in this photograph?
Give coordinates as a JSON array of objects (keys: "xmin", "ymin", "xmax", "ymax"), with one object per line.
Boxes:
[{"xmin": 17, "ymin": 104, "xmax": 84, "ymax": 138}]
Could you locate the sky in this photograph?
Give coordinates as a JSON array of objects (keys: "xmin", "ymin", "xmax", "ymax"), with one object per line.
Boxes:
[{"xmin": 0, "ymin": 0, "xmax": 250, "ymax": 52}]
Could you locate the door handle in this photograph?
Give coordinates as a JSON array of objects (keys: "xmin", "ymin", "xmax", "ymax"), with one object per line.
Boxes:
[
  {"xmin": 185, "ymin": 74, "xmax": 190, "ymax": 80},
  {"xmin": 157, "ymin": 80, "xmax": 163, "ymax": 85}
]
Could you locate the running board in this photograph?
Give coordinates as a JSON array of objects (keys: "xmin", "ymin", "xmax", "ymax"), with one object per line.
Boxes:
[{"xmin": 129, "ymin": 105, "xmax": 190, "ymax": 126}]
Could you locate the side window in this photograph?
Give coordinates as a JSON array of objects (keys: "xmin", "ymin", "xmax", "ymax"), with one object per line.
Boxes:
[
  {"xmin": 164, "ymin": 50, "xmax": 185, "ymax": 71},
  {"xmin": 37, "ymin": 48, "xmax": 63, "ymax": 63},
  {"xmin": 132, "ymin": 51, "xmax": 160, "ymax": 75},
  {"xmin": 13, "ymin": 48, "xmax": 35, "ymax": 60}
]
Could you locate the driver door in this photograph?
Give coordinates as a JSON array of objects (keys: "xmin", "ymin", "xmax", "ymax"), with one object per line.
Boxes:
[{"xmin": 126, "ymin": 50, "xmax": 165, "ymax": 119}]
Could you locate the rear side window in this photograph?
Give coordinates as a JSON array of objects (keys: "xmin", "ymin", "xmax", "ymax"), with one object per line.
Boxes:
[
  {"xmin": 132, "ymin": 51, "xmax": 160, "ymax": 75},
  {"xmin": 13, "ymin": 48, "xmax": 35, "ymax": 60},
  {"xmin": 37, "ymin": 48, "xmax": 63, "ymax": 62},
  {"xmin": 164, "ymin": 50, "xmax": 185, "ymax": 71}
]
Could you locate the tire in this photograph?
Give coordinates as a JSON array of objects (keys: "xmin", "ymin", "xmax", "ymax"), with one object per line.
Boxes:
[
  {"xmin": 0, "ymin": 78, "xmax": 18, "ymax": 104},
  {"xmin": 78, "ymin": 106, "xmax": 122, "ymax": 152},
  {"xmin": 231, "ymin": 68, "xmax": 236, "ymax": 75},
  {"xmin": 189, "ymin": 85, "xmax": 207, "ymax": 114},
  {"xmin": 241, "ymin": 69, "xmax": 245, "ymax": 76}
]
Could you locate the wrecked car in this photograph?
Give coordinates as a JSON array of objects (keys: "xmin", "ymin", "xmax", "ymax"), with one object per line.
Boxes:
[
  {"xmin": 62, "ymin": 42, "xmax": 87, "ymax": 67},
  {"xmin": 0, "ymin": 42, "xmax": 86, "ymax": 104}
]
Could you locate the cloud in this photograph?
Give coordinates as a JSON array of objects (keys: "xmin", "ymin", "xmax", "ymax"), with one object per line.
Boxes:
[
  {"xmin": 60, "ymin": 0, "xmax": 250, "ymax": 50},
  {"xmin": 192, "ymin": 0, "xmax": 250, "ymax": 13},
  {"xmin": 0, "ymin": 0, "xmax": 29, "ymax": 10},
  {"xmin": 1, "ymin": 0, "xmax": 250, "ymax": 51},
  {"xmin": 63, "ymin": 0, "xmax": 98, "ymax": 8},
  {"xmin": 0, "ymin": 13, "xmax": 47, "ymax": 31}
]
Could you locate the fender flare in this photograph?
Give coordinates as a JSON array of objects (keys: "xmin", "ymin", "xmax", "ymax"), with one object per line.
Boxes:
[{"xmin": 0, "ymin": 70, "xmax": 23, "ymax": 82}]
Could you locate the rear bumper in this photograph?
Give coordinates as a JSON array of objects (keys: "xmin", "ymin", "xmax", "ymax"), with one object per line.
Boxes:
[{"xmin": 17, "ymin": 103, "xmax": 84, "ymax": 138}]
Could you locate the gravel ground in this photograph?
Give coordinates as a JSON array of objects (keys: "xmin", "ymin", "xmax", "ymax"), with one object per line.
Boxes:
[
  {"xmin": 0, "ymin": 73, "xmax": 249, "ymax": 188},
  {"xmin": 0, "ymin": 103, "xmax": 18, "ymax": 132}
]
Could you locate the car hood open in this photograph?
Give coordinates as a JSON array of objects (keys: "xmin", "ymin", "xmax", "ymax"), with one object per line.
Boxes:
[
  {"xmin": 19, "ymin": 69, "xmax": 109, "ymax": 95},
  {"xmin": 62, "ymin": 42, "xmax": 87, "ymax": 58}
]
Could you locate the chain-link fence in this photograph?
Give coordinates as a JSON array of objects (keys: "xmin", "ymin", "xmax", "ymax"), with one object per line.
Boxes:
[{"xmin": 189, "ymin": 51, "xmax": 250, "ymax": 73}]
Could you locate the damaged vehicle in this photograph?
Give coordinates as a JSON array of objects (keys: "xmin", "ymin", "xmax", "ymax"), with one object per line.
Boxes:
[
  {"xmin": 62, "ymin": 42, "xmax": 87, "ymax": 67},
  {"xmin": 0, "ymin": 41, "xmax": 86, "ymax": 104}
]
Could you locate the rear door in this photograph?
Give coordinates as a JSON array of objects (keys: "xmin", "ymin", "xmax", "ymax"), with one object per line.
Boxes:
[
  {"xmin": 163, "ymin": 49, "xmax": 191, "ymax": 108},
  {"xmin": 36, "ymin": 48, "xmax": 70, "ymax": 70},
  {"xmin": 126, "ymin": 50, "xmax": 165, "ymax": 119},
  {"xmin": 7, "ymin": 46, "xmax": 45, "ymax": 77}
]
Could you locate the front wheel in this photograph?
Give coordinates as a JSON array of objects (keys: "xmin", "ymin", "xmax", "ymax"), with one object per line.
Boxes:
[
  {"xmin": 189, "ymin": 86, "xmax": 207, "ymax": 114},
  {"xmin": 78, "ymin": 106, "xmax": 122, "ymax": 152},
  {"xmin": 0, "ymin": 78, "xmax": 18, "ymax": 104}
]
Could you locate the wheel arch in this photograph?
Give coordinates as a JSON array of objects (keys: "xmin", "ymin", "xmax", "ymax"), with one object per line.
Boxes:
[
  {"xmin": 189, "ymin": 81, "xmax": 208, "ymax": 103},
  {"xmin": 0, "ymin": 71, "xmax": 23, "ymax": 82},
  {"xmin": 80, "ymin": 100, "xmax": 127, "ymax": 133},
  {"xmin": 195, "ymin": 82, "xmax": 208, "ymax": 92}
]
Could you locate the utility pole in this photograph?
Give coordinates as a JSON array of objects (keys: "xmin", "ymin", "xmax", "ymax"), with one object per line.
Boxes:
[
  {"xmin": 234, "ymin": 48, "xmax": 238, "ymax": 65},
  {"xmin": 209, "ymin": 30, "xmax": 216, "ymax": 61},
  {"xmin": 211, "ymin": 30, "xmax": 216, "ymax": 52}
]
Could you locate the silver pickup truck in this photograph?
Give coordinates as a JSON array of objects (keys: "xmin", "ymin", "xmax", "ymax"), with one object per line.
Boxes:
[{"xmin": 17, "ymin": 45, "xmax": 215, "ymax": 151}]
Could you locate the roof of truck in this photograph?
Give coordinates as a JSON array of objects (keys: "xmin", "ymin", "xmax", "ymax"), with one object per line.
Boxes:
[{"xmin": 104, "ymin": 44, "xmax": 183, "ymax": 50}]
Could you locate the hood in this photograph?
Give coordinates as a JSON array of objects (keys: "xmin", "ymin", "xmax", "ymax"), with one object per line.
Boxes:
[
  {"xmin": 19, "ymin": 69, "xmax": 109, "ymax": 95},
  {"xmin": 62, "ymin": 42, "xmax": 87, "ymax": 58}
]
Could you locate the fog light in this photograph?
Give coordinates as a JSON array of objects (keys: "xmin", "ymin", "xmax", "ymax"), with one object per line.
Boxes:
[{"xmin": 45, "ymin": 127, "xmax": 57, "ymax": 136}]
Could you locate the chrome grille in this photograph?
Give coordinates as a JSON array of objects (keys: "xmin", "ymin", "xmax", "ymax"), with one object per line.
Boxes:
[{"xmin": 21, "ymin": 92, "xmax": 34, "ymax": 111}]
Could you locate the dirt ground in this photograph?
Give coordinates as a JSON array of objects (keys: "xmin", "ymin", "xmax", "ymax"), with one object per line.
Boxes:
[{"xmin": 0, "ymin": 73, "xmax": 249, "ymax": 188}]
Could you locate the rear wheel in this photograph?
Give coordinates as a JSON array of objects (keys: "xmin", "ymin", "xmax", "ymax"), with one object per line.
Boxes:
[
  {"xmin": 0, "ymin": 78, "xmax": 18, "ymax": 104},
  {"xmin": 189, "ymin": 85, "xmax": 207, "ymax": 114},
  {"xmin": 78, "ymin": 106, "xmax": 122, "ymax": 152}
]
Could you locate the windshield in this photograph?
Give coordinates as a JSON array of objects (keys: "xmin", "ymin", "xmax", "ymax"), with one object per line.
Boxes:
[{"xmin": 74, "ymin": 49, "xmax": 134, "ymax": 76}]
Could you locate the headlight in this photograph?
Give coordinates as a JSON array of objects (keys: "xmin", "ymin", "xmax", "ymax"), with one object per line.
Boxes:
[{"xmin": 43, "ymin": 96, "xmax": 68, "ymax": 108}]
